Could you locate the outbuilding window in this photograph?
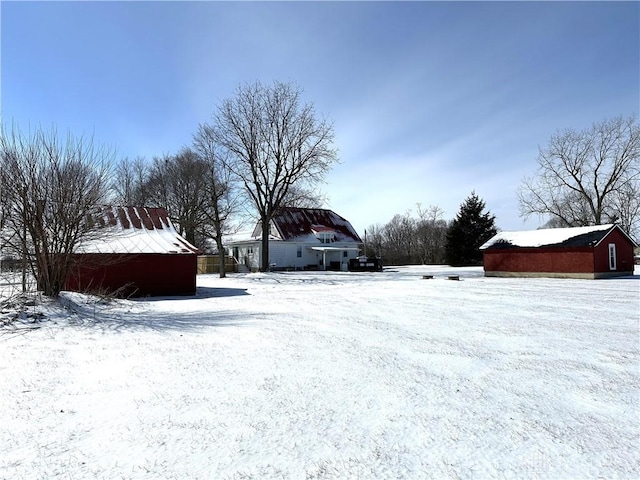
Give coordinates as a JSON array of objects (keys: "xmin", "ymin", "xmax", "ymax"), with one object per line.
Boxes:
[
  {"xmin": 297, "ymin": 246, "xmax": 302, "ymax": 258},
  {"xmin": 608, "ymin": 243, "xmax": 617, "ymax": 270}
]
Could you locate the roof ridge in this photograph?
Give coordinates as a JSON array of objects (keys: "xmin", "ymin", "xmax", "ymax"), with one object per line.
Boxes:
[{"xmin": 480, "ymin": 223, "xmax": 633, "ymax": 250}]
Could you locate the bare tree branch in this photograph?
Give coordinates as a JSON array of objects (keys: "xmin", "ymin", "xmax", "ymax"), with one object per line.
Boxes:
[
  {"xmin": 518, "ymin": 116, "xmax": 640, "ymax": 239},
  {"xmin": 0, "ymin": 125, "xmax": 113, "ymax": 297},
  {"xmin": 193, "ymin": 125, "xmax": 240, "ymax": 277}
]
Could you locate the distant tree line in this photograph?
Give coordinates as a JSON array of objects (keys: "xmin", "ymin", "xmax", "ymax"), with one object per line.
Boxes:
[
  {"xmin": 364, "ymin": 205, "xmax": 448, "ymax": 265},
  {"xmin": 365, "ymin": 193, "xmax": 497, "ymax": 267}
]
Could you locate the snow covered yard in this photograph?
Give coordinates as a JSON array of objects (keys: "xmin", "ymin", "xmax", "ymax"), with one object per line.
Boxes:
[{"xmin": 1, "ymin": 266, "xmax": 638, "ymax": 479}]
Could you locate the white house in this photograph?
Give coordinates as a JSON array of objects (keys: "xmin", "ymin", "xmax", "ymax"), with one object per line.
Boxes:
[{"xmin": 226, "ymin": 208, "xmax": 363, "ymax": 271}]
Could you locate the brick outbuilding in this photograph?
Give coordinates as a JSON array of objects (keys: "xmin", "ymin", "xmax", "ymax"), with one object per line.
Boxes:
[{"xmin": 480, "ymin": 224, "xmax": 636, "ymax": 279}]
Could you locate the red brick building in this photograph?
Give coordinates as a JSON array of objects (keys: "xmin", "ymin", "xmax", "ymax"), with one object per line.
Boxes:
[
  {"xmin": 480, "ymin": 224, "xmax": 636, "ymax": 279},
  {"xmin": 65, "ymin": 206, "xmax": 199, "ymax": 296}
]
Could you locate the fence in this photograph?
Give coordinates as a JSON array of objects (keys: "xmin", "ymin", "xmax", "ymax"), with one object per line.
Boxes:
[
  {"xmin": 197, "ymin": 255, "xmax": 236, "ymax": 274},
  {"xmin": 0, "ymin": 268, "xmax": 37, "ymax": 300}
]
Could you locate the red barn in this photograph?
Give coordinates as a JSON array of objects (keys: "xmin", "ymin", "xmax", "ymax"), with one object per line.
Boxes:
[
  {"xmin": 480, "ymin": 224, "xmax": 636, "ymax": 279},
  {"xmin": 65, "ymin": 206, "xmax": 199, "ymax": 297}
]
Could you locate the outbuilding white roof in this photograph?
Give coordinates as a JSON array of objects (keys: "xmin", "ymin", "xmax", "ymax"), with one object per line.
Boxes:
[
  {"xmin": 75, "ymin": 206, "xmax": 199, "ymax": 255},
  {"xmin": 480, "ymin": 224, "xmax": 616, "ymax": 250}
]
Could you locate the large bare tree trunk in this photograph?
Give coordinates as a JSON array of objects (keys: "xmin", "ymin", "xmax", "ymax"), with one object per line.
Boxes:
[
  {"xmin": 206, "ymin": 81, "xmax": 338, "ymax": 272},
  {"xmin": 260, "ymin": 214, "xmax": 271, "ymax": 272}
]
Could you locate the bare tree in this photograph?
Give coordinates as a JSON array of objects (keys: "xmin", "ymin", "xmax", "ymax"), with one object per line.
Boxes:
[
  {"xmin": 0, "ymin": 125, "xmax": 113, "ymax": 297},
  {"xmin": 518, "ymin": 116, "xmax": 640, "ymax": 238},
  {"xmin": 111, "ymin": 156, "xmax": 151, "ymax": 206},
  {"xmin": 145, "ymin": 150, "xmax": 210, "ymax": 248},
  {"xmin": 209, "ymin": 81, "xmax": 338, "ymax": 271},
  {"xmin": 193, "ymin": 125, "xmax": 238, "ymax": 278},
  {"xmin": 110, "ymin": 144, "xmax": 240, "ymax": 275},
  {"xmin": 383, "ymin": 213, "xmax": 416, "ymax": 265},
  {"xmin": 280, "ymin": 185, "xmax": 328, "ymax": 209},
  {"xmin": 415, "ymin": 204, "xmax": 447, "ymax": 264},
  {"xmin": 609, "ymin": 181, "xmax": 640, "ymax": 238},
  {"xmin": 364, "ymin": 223, "xmax": 385, "ymax": 259}
]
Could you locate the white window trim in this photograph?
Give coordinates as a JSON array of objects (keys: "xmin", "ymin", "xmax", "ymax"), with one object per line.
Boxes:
[
  {"xmin": 318, "ymin": 232, "xmax": 334, "ymax": 244},
  {"xmin": 608, "ymin": 243, "xmax": 617, "ymax": 270}
]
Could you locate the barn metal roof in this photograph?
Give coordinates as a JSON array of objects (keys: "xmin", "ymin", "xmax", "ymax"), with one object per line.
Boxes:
[
  {"xmin": 76, "ymin": 206, "xmax": 199, "ymax": 254},
  {"xmin": 480, "ymin": 224, "xmax": 636, "ymax": 250}
]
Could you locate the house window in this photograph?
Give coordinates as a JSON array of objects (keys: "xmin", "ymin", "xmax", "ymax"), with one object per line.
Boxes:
[
  {"xmin": 609, "ymin": 243, "xmax": 617, "ymax": 270},
  {"xmin": 297, "ymin": 246, "xmax": 302, "ymax": 258},
  {"xmin": 320, "ymin": 233, "xmax": 333, "ymax": 244},
  {"xmin": 343, "ymin": 250, "xmax": 348, "ymax": 257},
  {"xmin": 247, "ymin": 246, "xmax": 253, "ymax": 255}
]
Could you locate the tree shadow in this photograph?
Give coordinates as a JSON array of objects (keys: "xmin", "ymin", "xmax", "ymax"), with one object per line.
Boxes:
[
  {"xmin": 105, "ymin": 310, "xmax": 264, "ymax": 333},
  {"xmin": 59, "ymin": 289, "xmax": 258, "ymax": 333},
  {"xmin": 136, "ymin": 286, "xmax": 250, "ymax": 302},
  {"xmin": 67, "ymin": 306, "xmax": 269, "ymax": 333}
]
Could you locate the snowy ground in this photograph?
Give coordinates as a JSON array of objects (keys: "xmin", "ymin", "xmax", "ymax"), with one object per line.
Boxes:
[{"xmin": 1, "ymin": 266, "xmax": 638, "ymax": 479}]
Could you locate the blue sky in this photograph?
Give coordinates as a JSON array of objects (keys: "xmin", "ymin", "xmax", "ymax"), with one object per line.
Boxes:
[{"xmin": 2, "ymin": 1, "xmax": 638, "ymax": 235}]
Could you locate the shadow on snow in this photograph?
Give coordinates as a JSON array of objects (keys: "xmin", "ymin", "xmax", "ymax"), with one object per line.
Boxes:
[
  {"xmin": 58, "ymin": 287, "xmax": 256, "ymax": 333},
  {"xmin": 137, "ymin": 286, "xmax": 250, "ymax": 301}
]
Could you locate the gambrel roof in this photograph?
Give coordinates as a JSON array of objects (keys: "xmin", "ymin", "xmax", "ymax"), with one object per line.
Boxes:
[
  {"xmin": 480, "ymin": 224, "xmax": 637, "ymax": 250},
  {"xmin": 75, "ymin": 206, "xmax": 199, "ymax": 254},
  {"xmin": 250, "ymin": 207, "xmax": 362, "ymax": 243}
]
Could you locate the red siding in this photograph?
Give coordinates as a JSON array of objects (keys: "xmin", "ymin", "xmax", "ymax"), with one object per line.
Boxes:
[
  {"xmin": 66, "ymin": 254, "xmax": 197, "ymax": 297},
  {"xmin": 483, "ymin": 227, "xmax": 636, "ymax": 277},
  {"xmin": 593, "ymin": 228, "xmax": 635, "ymax": 273},
  {"xmin": 483, "ymin": 247, "xmax": 594, "ymax": 274}
]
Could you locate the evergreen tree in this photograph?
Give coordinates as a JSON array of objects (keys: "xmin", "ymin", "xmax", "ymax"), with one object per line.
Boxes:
[{"xmin": 445, "ymin": 192, "xmax": 497, "ymax": 266}]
